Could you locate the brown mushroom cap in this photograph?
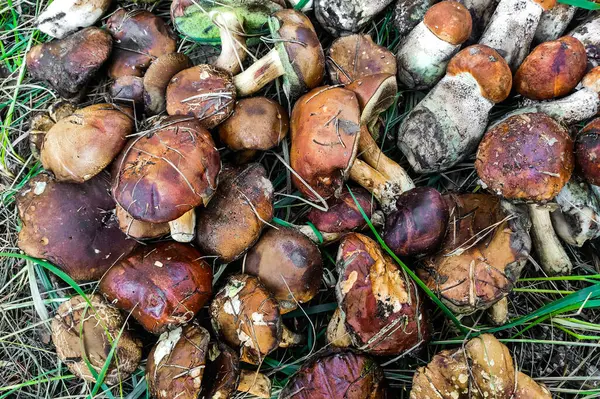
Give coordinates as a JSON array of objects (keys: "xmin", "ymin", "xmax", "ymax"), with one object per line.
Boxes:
[
  {"xmin": 345, "ymin": 73, "xmax": 398, "ymax": 127},
  {"xmin": 423, "ymin": 1, "xmax": 472, "ymax": 45},
  {"xmin": 144, "ymin": 53, "xmax": 192, "ymax": 115},
  {"xmin": 41, "ymin": 104, "xmax": 134, "ymax": 183},
  {"xmin": 106, "ymin": 9, "xmax": 177, "ymax": 79},
  {"xmin": 51, "ymin": 294, "xmax": 142, "ymax": 385},
  {"xmin": 201, "ymin": 342, "xmax": 241, "ymax": 399},
  {"xmin": 109, "ymin": 76, "xmax": 145, "ymax": 111},
  {"xmin": 166, "ymin": 64, "xmax": 236, "ymax": 128},
  {"xmin": 447, "ymin": 44, "xmax": 512, "ymax": 103},
  {"xmin": 476, "ymin": 113, "xmax": 574, "ymax": 202},
  {"xmin": 306, "ymin": 186, "xmax": 376, "ymax": 233},
  {"xmin": 195, "ymin": 163, "xmax": 274, "ymax": 263},
  {"xmin": 515, "ymin": 36, "xmax": 587, "ymax": 100},
  {"xmin": 99, "ymin": 241, "xmax": 213, "ymax": 334},
  {"xmin": 210, "ymin": 274, "xmax": 282, "ymax": 365},
  {"xmin": 112, "ymin": 116, "xmax": 220, "ymax": 223},
  {"xmin": 218, "ymin": 97, "xmax": 289, "ymax": 152},
  {"xmin": 115, "ymin": 204, "xmax": 170, "ymax": 239},
  {"xmin": 17, "ymin": 173, "xmax": 137, "ymax": 281},
  {"xmin": 419, "ymin": 194, "xmax": 531, "ymax": 314},
  {"xmin": 290, "ymin": 86, "xmax": 361, "ymax": 200},
  {"xmin": 576, "ymin": 118, "xmax": 600, "ymax": 186},
  {"xmin": 582, "ymin": 66, "xmax": 600, "ymax": 92},
  {"xmin": 515, "ymin": 372, "xmax": 553, "ymax": 399}
]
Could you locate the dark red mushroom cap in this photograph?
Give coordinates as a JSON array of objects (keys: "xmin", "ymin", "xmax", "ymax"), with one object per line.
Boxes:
[
  {"xmin": 576, "ymin": 118, "xmax": 600, "ymax": 186},
  {"xmin": 201, "ymin": 342, "xmax": 241, "ymax": 399},
  {"xmin": 99, "ymin": 241, "xmax": 213, "ymax": 334},
  {"xmin": 306, "ymin": 186, "xmax": 376, "ymax": 233},
  {"xmin": 109, "ymin": 76, "xmax": 145, "ymax": 112}
]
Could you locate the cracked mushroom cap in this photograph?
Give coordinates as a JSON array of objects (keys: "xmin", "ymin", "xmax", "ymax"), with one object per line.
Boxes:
[
  {"xmin": 290, "ymin": 86, "xmax": 361, "ymax": 200},
  {"xmin": 106, "ymin": 9, "xmax": 177, "ymax": 79},
  {"xmin": 419, "ymin": 194, "xmax": 532, "ymax": 314},
  {"xmin": 576, "ymin": 118, "xmax": 600, "ymax": 186},
  {"xmin": 112, "ymin": 116, "xmax": 220, "ymax": 224},
  {"xmin": 28, "ymin": 100, "xmax": 75, "ymax": 158},
  {"xmin": 210, "ymin": 274, "xmax": 282, "ymax": 365},
  {"xmin": 279, "ymin": 349, "xmax": 387, "ymax": 399},
  {"xmin": 17, "ymin": 173, "xmax": 137, "ymax": 281},
  {"xmin": 41, "ymin": 104, "xmax": 134, "ymax": 183},
  {"xmin": 245, "ymin": 227, "xmax": 323, "ymax": 313},
  {"xmin": 99, "ymin": 241, "xmax": 213, "ymax": 334},
  {"xmin": 332, "ymin": 233, "xmax": 430, "ymax": 355},
  {"xmin": 115, "ymin": 204, "xmax": 170, "ymax": 239},
  {"xmin": 51, "ymin": 294, "xmax": 142, "ymax": 385},
  {"xmin": 476, "ymin": 113, "xmax": 574, "ymax": 202}
]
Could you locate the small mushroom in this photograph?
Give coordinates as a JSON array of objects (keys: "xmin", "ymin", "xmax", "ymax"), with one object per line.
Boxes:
[
  {"xmin": 397, "ymin": 1, "xmax": 473, "ymax": 89},
  {"xmin": 576, "ymin": 117, "xmax": 600, "ymax": 186},
  {"xmin": 393, "ymin": 0, "xmax": 438, "ymax": 37},
  {"xmin": 116, "ymin": 204, "xmax": 170, "ymax": 239},
  {"xmin": 99, "ymin": 241, "xmax": 213, "ymax": 334},
  {"xmin": 51, "ymin": 294, "xmax": 142, "ymax": 384},
  {"xmin": 515, "ymin": 371, "xmax": 553, "ymax": 398},
  {"xmin": 26, "ymin": 27, "xmax": 112, "ymax": 99},
  {"xmin": 37, "ymin": 0, "xmax": 111, "ymax": 39},
  {"xmin": 551, "ymin": 180, "xmax": 600, "ymax": 247},
  {"xmin": 17, "ymin": 173, "xmax": 137, "ymax": 281},
  {"xmin": 569, "ymin": 14, "xmax": 600, "ymax": 70},
  {"xmin": 28, "ymin": 100, "xmax": 76, "ymax": 158},
  {"xmin": 144, "ymin": 53, "xmax": 192, "ymax": 115},
  {"xmin": 315, "ymin": 0, "xmax": 394, "ymax": 36},
  {"xmin": 534, "ymin": 4, "xmax": 576, "ymax": 43}
]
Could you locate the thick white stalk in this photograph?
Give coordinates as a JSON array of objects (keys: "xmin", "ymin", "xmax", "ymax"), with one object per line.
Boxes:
[
  {"xmin": 169, "ymin": 209, "xmax": 196, "ymax": 243},
  {"xmin": 528, "ymin": 204, "xmax": 572, "ymax": 276},
  {"xmin": 212, "ymin": 11, "xmax": 247, "ymax": 75},
  {"xmin": 534, "ymin": 4, "xmax": 576, "ymax": 43},
  {"xmin": 233, "ymin": 48, "xmax": 285, "ymax": 97}
]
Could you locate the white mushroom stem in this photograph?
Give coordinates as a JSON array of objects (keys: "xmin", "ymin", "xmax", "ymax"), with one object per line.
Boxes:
[
  {"xmin": 570, "ymin": 14, "xmax": 600, "ymax": 68},
  {"xmin": 487, "ymin": 297, "xmax": 509, "ymax": 325},
  {"xmin": 528, "ymin": 203, "xmax": 572, "ymax": 276},
  {"xmin": 37, "ymin": 0, "xmax": 111, "ymax": 39},
  {"xmin": 279, "ymin": 325, "xmax": 304, "ymax": 347},
  {"xmin": 233, "ymin": 48, "xmax": 285, "ymax": 97},
  {"xmin": 534, "ymin": 4, "xmax": 576, "ymax": 43},
  {"xmin": 295, "ymin": 210, "xmax": 385, "ymax": 244},
  {"xmin": 461, "ymin": 0, "xmax": 499, "ymax": 43},
  {"xmin": 349, "ymin": 159, "xmax": 397, "ymax": 214},
  {"xmin": 237, "ymin": 370, "xmax": 272, "ymax": 399},
  {"xmin": 212, "ymin": 11, "xmax": 247, "ymax": 75},
  {"xmin": 551, "ymin": 180, "xmax": 600, "ymax": 247},
  {"xmin": 168, "ymin": 209, "xmax": 196, "ymax": 243}
]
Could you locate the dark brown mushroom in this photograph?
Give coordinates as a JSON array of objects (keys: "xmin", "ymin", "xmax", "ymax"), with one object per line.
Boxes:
[
  {"xmin": 109, "ymin": 76, "xmax": 145, "ymax": 113},
  {"xmin": 576, "ymin": 117, "xmax": 600, "ymax": 186}
]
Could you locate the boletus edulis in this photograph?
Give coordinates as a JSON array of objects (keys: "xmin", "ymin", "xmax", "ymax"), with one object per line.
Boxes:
[
  {"xmin": 28, "ymin": 100, "xmax": 76, "ymax": 158},
  {"xmin": 315, "ymin": 0, "xmax": 394, "ymax": 37},
  {"xmin": 36, "ymin": 0, "xmax": 111, "ymax": 39},
  {"xmin": 576, "ymin": 117, "xmax": 600, "ymax": 186},
  {"xmin": 115, "ymin": 204, "xmax": 170, "ymax": 240}
]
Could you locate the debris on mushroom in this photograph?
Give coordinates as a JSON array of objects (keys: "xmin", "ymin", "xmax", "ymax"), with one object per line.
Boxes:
[
  {"xmin": 315, "ymin": 0, "xmax": 394, "ymax": 36},
  {"xmin": 28, "ymin": 100, "xmax": 76, "ymax": 159},
  {"xmin": 576, "ymin": 117, "xmax": 600, "ymax": 186},
  {"xmin": 36, "ymin": 0, "xmax": 111, "ymax": 39},
  {"xmin": 144, "ymin": 53, "xmax": 192, "ymax": 115},
  {"xmin": 99, "ymin": 241, "xmax": 213, "ymax": 334},
  {"xmin": 534, "ymin": 4, "xmax": 576, "ymax": 43},
  {"xmin": 551, "ymin": 180, "xmax": 600, "ymax": 247},
  {"xmin": 26, "ymin": 27, "xmax": 112, "ymax": 99},
  {"xmin": 393, "ymin": 0, "xmax": 437, "ymax": 38},
  {"xmin": 569, "ymin": 14, "xmax": 600, "ymax": 69},
  {"xmin": 116, "ymin": 204, "xmax": 170, "ymax": 239},
  {"xmin": 52, "ymin": 294, "xmax": 142, "ymax": 384}
]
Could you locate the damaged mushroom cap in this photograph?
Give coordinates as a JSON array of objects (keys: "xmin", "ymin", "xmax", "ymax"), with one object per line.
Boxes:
[
  {"xmin": 109, "ymin": 76, "xmax": 145, "ymax": 112},
  {"xmin": 115, "ymin": 204, "xmax": 170, "ymax": 239},
  {"xmin": 332, "ymin": 233, "xmax": 430, "ymax": 355},
  {"xmin": 166, "ymin": 64, "xmax": 236, "ymax": 129},
  {"xmin": 419, "ymin": 194, "xmax": 532, "ymax": 314},
  {"xmin": 315, "ymin": 0, "xmax": 395, "ymax": 37},
  {"xmin": 112, "ymin": 116, "xmax": 220, "ymax": 223},
  {"xmin": 52, "ymin": 294, "xmax": 142, "ymax": 384},
  {"xmin": 515, "ymin": 36, "xmax": 587, "ymax": 100},
  {"xmin": 476, "ymin": 112, "xmax": 574, "ymax": 202},
  {"xmin": 29, "ymin": 114, "xmax": 55, "ymax": 158},
  {"xmin": 195, "ymin": 163, "xmax": 274, "ymax": 263},
  {"xmin": 345, "ymin": 74, "xmax": 398, "ymax": 128},
  {"xmin": 106, "ymin": 9, "xmax": 177, "ymax": 79},
  {"xmin": 245, "ymin": 227, "xmax": 323, "ymax": 313},
  {"xmin": 41, "ymin": 104, "xmax": 134, "ymax": 183},
  {"xmin": 576, "ymin": 118, "xmax": 600, "ymax": 186},
  {"xmin": 17, "ymin": 173, "xmax": 137, "ymax": 281},
  {"xmin": 279, "ymin": 349, "xmax": 387, "ymax": 399},
  {"xmin": 144, "ymin": 53, "xmax": 192, "ymax": 115},
  {"xmin": 99, "ymin": 241, "xmax": 213, "ymax": 334},
  {"xmin": 551, "ymin": 180, "xmax": 600, "ymax": 247}
]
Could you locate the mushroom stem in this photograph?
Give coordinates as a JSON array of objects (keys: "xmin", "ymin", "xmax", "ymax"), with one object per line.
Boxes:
[
  {"xmin": 295, "ymin": 210, "xmax": 385, "ymax": 244},
  {"xmin": 349, "ymin": 158, "xmax": 400, "ymax": 214},
  {"xmin": 326, "ymin": 307, "xmax": 352, "ymax": 347},
  {"xmin": 168, "ymin": 209, "xmax": 196, "ymax": 243},
  {"xmin": 233, "ymin": 48, "xmax": 285, "ymax": 97},
  {"xmin": 279, "ymin": 325, "xmax": 305, "ymax": 347},
  {"xmin": 212, "ymin": 11, "xmax": 247, "ymax": 75},
  {"xmin": 237, "ymin": 370, "xmax": 272, "ymax": 398},
  {"xmin": 487, "ymin": 297, "xmax": 509, "ymax": 325},
  {"xmin": 528, "ymin": 204, "xmax": 572, "ymax": 276}
]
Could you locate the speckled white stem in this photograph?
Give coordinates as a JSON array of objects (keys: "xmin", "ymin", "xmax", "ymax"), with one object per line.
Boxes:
[
  {"xmin": 37, "ymin": 0, "xmax": 110, "ymax": 39},
  {"xmin": 528, "ymin": 204, "xmax": 572, "ymax": 276},
  {"xmin": 534, "ymin": 4, "xmax": 576, "ymax": 43},
  {"xmin": 461, "ymin": 0, "xmax": 500, "ymax": 43},
  {"xmin": 551, "ymin": 180, "xmax": 600, "ymax": 247},
  {"xmin": 169, "ymin": 209, "xmax": 196, "ymax": 243},
  {"xmin": 233, "ymin": 48, "xmax": 285, "ymax": 97}
]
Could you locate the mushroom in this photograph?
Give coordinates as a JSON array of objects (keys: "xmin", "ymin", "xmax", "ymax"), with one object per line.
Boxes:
[
  {"xmin": 195, "ymin": 163, "xmax": 274, "ymax": 263},
  {"xmin": 210, "ymin": 274, "xmax": 303, "ymax": 365},
  {"xmin": 569, "ymin": 14, "xmax": 600, "ymax": 70},
  {"xmin": 327, "ymin": 233, "xmax": 430, "ymax": 355},
  {"xmin": 99, "ymin": 242, "xmax": 213, "ymax": 334},
  {"xmin": 279, "ymin": 349, "xmax": 387, "ymax": 399},
  {"xmin": 576, "ymin": 117, "xmax": 600, "ymax": 186},
  {"xmin": 393, "ymin": 0, "xmax": 438, "ymax": 37},
  {"xmin": 461, "ymin": 0, "xmax": 500, "ymax": 44},
  {"xmin": 551, "ymin": 180, "xmax": 600, "ymax": 247},
  {"xmin": 476, "ymin": 112, "xmax": 574, "ymax": 276},
  {"xmin": 144, "ymin": 53, "xmax": 192, "ymax": 115},
  {"xmin": 17, "ymin": 173, "xmax": 137, "ymax": 281},
  {"xmin": 115, "ymin": 204, "xmax": 170, "ymax": 240},
  {"xmin": 397, "ymin": 44, "xmax": 512, "ymax": 173},
  {"xmin": 28, "ymin": 100, "xmax": 76, "ymax": 158},
  {"xmin": 112, "ymin": 116, "xmax": 220, "ymax": 243},
  {"xmin": 36, "ymin": 0, "xmax": 111, "ymax": 39},
  {"xmin": 534, "ymin": 4, "xmax": 576, "ymax": 43},
  {"xmin": 245, "ymin": 227, "xmax": 323, "ymax": 313},
  {"xmin": 26, "ymin": 27, "xmax": 112, "ymax": 99},
  {"xmin": 514, "ymin": 36, "xmax": 587, "ymax": 100},
  {"xmin": 314, "ymin": 0, "xmax": 394, "ymax": 36},
  {"xmin": 51, "ymin": 294, "xmax": 142, "ymax": 384},
  {"xmin": 233, "ymin": 9, "xmax": 325, "ymax": 100},
  {"xmin": 41, "ymin": 104, "xmax": 134, "ymax": 183},
  {"xmin": 515, "ymin": 371, "xmax": 553, "ymax": 398},
  {"xmin": 397, "ymin": 1, "xmax": 473, "ymax": 90},
  {"xmin": 109, "ymin": 76, "xmax": 145, "ymax": 114}
]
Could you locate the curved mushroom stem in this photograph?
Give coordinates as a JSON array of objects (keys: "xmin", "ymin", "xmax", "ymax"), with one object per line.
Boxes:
[
  {"xmin": 212, "ymin": 11, "xmax": 247, "ymax": 75},
  {"xmin": 233, "ymin": 48, "xmax": 285, "ymax": 97},
  {"xmin": 295, "ymin": 210, "xmax": 385, "ymax": 244},
  {"xmin": 326, "ymin": 307, "xmax": 352, "ymax": 347},
  {"xmin": 487, "ymin": 297, "xmax": 509, "ymax": 325},
  {"xmin": 279, "ymin": 325, "xmax": 305, "ymax": 347},
  {"xmin": 237, "ymin": 370, "xmax": 272, "ymax": 398},
  {"xmin": 169, "ymin": 209, "xmax": 196, "ymax": 242},
  {"xmin": 528, "ymin": 204, "xmax": 572, "ymax": 276}
]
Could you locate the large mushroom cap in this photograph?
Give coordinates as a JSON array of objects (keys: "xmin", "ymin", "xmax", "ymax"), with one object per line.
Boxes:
[
  {"xmin": 17, "ymin": 173, "xmax": 137, "ymax": 281},
  {"xmin": 99, "ymin": 241, "xmax": 213, "ymax": 334},
  {"xmin": 112, "ymin": 116, "xmax": 220, "ymax": 224},
  {"xmin": 576, "ymin": 118, "xmax": 600, "ymax": 186},
  {"xmin": 109, "ymin": 76, "xmax": 145, "ymax": 112},
  {"xmin": 476, "ymin": 112, "xmax": 574, "ymax": 202}
]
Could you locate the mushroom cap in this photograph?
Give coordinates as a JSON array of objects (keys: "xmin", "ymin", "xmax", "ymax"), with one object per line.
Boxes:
[
  {"xmin": 99, "ymin": 241, "xmax": 213, "ymax": 334},
  {"xmin": 515, "ymin": 36, "xmax": 587, "ymax": 100},
  {"xmin": 327, "ymin": 34, "xmax": 396, "ymax": 85},
  {"xmin": 144, "ymin": 53, "xmax": 192, "ymax": 115},
  {"xmin": 201, "ymin": 342, "xmax": 241, "ymax": 399},
  {"xmin": 383, "ymin": 187, "xmax": 449, "ymax": 257},
  {"xmin": 245, "ymin": 227, "xmax": 323, "ymax": 312},
  {"xmin": 476, "ymin": 113, "xmax": 574, "ymax": 202},
  {"xmin": 106, "ymin": 9, "xmax": 177, "ymax": 79},
  {"xmin": 447, "ymin": 44, "xmax": 512, "ymax": 103},
  {"xmin": 279, "ymin": 349, "xmax": 387, "ymax": 399},
  {"xmin": 166, "ymin": 64, "xmax": 236, "ymax": 128},
  {"xmin": 112, "ymin": 116, "xmax": 220, "ymax": 223},
  {"xmin": 290, "ymin": 86, "xmax": 361, "ymax": 200},
  {"xmin": 48, "ymin": 100, "xmax": 76, "ymax": 122},
  {"xmin": 195, "ymin": 163, "xmax": 274, "ymax": 262},
  {"xmin": 419, "ymin": 194, "xmax": 532, "ymax": 314},
  {"xmin": 515, "ymin": 372, "xmax": 552, "ymax": 399},
  {"xmin": 17, "ymin": 173, "xmax": 137, "ymax": 281},
  {"xmin": 345, "ymin": 74, "xmax": 398, "ymax": 126},
  {"xmin": 41, "ymin": 104, "xmax": 134, "ymax": 183},
  {"xmin": 423, "ymin": 1, "xmax": 472, "ymax": 45},
  {"xmin": 306, "ymin": 186, "xmax": 375, "ymax": 233},
  {"xmin": 51, "ymin": 294, "xmax": 142, "ymax": 385},
  {"xmin": 218, "ymin": 97, "xmax": 289, "ymax": 152},
  {"xmin": 146, "ymin": 324, "xmax": 210, "ymax": 399},
  {"xmin": 576, "ymin": 118, "xmax": 600, "ymax": 186},
  {"xmin": 335, "ymin": 233, "xmax": 430, "ymax": 355},
  {"xmin": 115, "ymin": 204, "xmax": 170, "ymax": 239},
  {"xmin": 582, "ymin": 66, "xmax": 600, "ymax": 93},
  {"xmin": 29, "ymin": 113, "xmax": 55, "ymax": 158},
  {"xmin": 109, "ymin": 76, "xmax": 145, "ymax": 112},
  {"xmin": 210, "ymin": 274, "xmax": 282, "ymax": 365}
]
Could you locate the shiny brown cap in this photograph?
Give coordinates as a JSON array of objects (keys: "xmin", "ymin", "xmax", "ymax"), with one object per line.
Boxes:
[
  {"xmin": 109, "ymin": 76, "xmax": 145, "ymax": 112},
  {"xmin": 306, "ymin": 186, "xmax": 375, "ymax": 233},
  {"xmin": 576, "ymin": 118, "xmax": 600, "ymax": 186},
  {"xmin": 582, "ymin": 66, "xmax": 600, "ymax": 93},
  {"xmin": 424, "ymin": 1, "xmax": 472, "ymax": 45},
  {"xmin": 144, "ymin": 53, "xmax": 192, "ymax": 115},
  {"xmin": 201, "ymin": 342, "xmax": 240, "ymax": 399}
]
